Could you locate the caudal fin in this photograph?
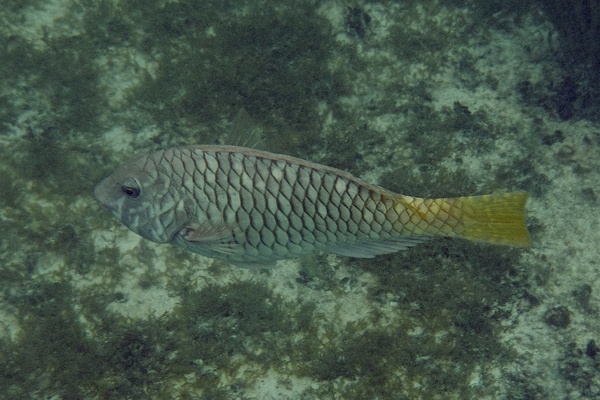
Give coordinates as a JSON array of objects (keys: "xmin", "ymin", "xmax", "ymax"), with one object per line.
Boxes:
[{"xmin": 458, "ymin": 192, "xmax": 531, "ymax": 247}]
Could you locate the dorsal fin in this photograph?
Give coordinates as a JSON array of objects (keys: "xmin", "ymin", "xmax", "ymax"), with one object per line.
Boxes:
[{"xmin": 224, "ymin": 109, "xmax": 266, "ymax": 150}]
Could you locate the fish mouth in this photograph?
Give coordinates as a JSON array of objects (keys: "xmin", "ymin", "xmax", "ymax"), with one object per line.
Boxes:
[
  {"xmin": 93, "ymin": 179, "xmax": 116, "ymax": 212},
  {"xmin": 97, "ymin": 201, "xmax": 115, "ymax": 213}
]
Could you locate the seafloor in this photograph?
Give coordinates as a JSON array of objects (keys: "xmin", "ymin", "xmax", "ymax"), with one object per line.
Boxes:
[{"xmin": 1, "ymin": 0, "xmax": 599, "ymax": 399}]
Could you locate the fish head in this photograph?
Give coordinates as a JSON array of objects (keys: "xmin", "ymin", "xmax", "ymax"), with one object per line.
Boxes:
[{"xmin": 94, "ymin": 153, "xmax": 187, "ymax": 244}]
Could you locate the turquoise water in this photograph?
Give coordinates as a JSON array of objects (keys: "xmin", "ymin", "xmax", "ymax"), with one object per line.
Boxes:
[{"xmin": 0, "ymin": 1, "xmax": 599, "ymax": 398}]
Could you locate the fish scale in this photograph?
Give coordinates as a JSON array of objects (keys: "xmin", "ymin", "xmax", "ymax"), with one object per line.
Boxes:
[{"xmin": 94, "ymin": 145, "xmax": 530, "ymax": 268}]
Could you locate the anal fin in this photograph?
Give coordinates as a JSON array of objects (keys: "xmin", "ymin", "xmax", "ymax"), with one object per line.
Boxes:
[{"xmin": 328, "ymin": 237, "xmax": 430, "ymax": 258}]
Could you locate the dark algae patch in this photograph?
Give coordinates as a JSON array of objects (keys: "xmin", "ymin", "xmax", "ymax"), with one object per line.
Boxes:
[
  {"xmin": 329, "ymin": 241, "xmax": 529, "ymax": 399},
  {"xmin": 0, "ymin": 244, "xmax": 530, "ymax": 398},
  {"xmin": 121, "ymin": 0, "xmax": 346, "ymax": 153},
  {"xmin": 0, "ymin": 278, "xmax": 314, "ymax": 398}
]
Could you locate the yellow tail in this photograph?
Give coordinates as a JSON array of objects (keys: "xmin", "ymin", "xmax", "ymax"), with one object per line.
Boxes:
[{"xmin": 458, "ymin": 192, "xmax": 531, "ymax": 247}]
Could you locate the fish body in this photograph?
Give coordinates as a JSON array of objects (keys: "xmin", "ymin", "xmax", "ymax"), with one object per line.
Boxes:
[{"xmin": 94, "ymin": 145, "xmax": 530, "ymax": 268}]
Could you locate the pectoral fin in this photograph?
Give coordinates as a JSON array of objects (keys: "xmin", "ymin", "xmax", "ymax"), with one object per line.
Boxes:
[{"xmin": 177, "ymin": 223, "xmax": 242, "ymax": 256}]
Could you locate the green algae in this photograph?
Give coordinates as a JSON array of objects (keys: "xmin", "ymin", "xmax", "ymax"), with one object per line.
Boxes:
[
  {"xmin": 537, "ymin": 0, "xmax": 600, "ymax": 120},
  {"xmin": 296, "ymin": 254, "xmax": 338, "ymax": 291},
  {"xmin": 0, "ymin": 34, "xmax": 105, "ymax": 135},
  {"xmin": 5, "ymin": 245, "xmax": 508, "ymax": 399},
  {"xmin": 0, "ymin": 277, "xmax": 311, "ymax": 398},
  {"xmin": 0, "ymin": 280, "xmax": 100, "ymax": 398},
  {"xmin": 175, "ymin": 281, "xmax": 291, "ymax": 338},
  {"xmin": 327, "ymin": 242, "xmax": 527, "ymax": 398},
  {"xmin": 119, "ymin": 0, "xmax": 346, "ymax": 154}
]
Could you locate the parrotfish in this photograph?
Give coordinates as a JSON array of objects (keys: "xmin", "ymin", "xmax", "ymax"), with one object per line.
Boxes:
[{"xmin": 94, "ymin": 145, "xmax": 530, "ymax": 268}]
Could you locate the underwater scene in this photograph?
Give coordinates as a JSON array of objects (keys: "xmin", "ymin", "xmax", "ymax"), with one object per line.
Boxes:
[{"xmin": 1, "ymin": 0, "xmax": 599, "ymax": 398}]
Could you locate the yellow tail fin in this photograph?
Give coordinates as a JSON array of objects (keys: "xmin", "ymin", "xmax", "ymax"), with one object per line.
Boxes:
[{"xmin": 458, "ymin": 192, "xmax": 531, "ymax": 247}]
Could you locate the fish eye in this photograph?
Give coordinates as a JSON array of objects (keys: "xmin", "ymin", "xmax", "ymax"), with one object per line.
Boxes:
[
  {"xmin": 122, "ymin": 186, "xmax": 140, "ymax": 198},
  {"xmin": 121, "ymin": 177, "xmax": 141, "ymax": 198}
]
